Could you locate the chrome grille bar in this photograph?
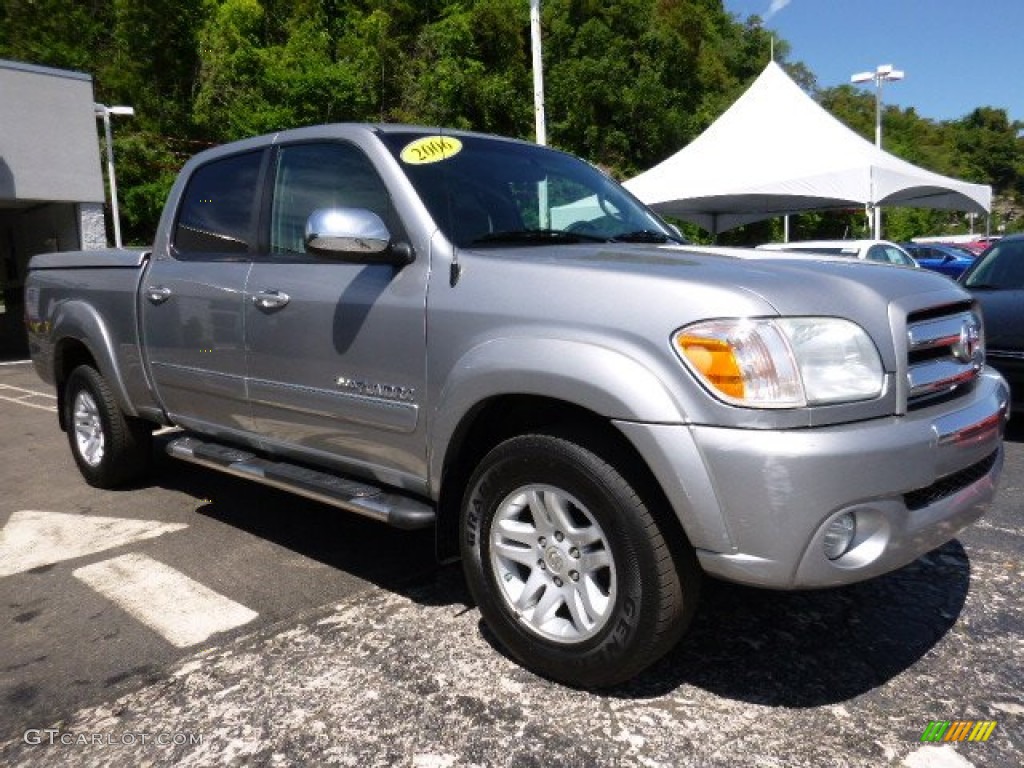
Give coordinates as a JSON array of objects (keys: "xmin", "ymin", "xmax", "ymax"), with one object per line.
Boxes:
[
  {"xmin": 907, "ymin": 315, "xmax": 969, "ymax": 352},
  {"xmin": 906, "ymin": 309, "xmax": 983, "ymax": 406}
]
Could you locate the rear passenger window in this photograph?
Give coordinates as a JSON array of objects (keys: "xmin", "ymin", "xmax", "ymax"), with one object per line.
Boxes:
[{"xmin": 174, "ymin": 151, "xmax": 264, "ymax": 259}]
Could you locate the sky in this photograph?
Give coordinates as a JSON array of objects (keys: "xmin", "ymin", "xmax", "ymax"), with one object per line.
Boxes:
[{"xmin": 722, "ymin": 0, "xmax": 1024, "ymax": 124}]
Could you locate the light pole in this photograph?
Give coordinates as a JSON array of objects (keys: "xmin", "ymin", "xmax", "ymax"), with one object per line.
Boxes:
[
  {"xmin": 851, "ymin": 64, "xmax": 904, "ymax": 238},
  {"xmin": 94, "ymin": 103, "xmax": 135, "ymax": 248},
  {"xmin": 529, "ymin": 0, "xmax": 549, "ymax": 227},
  {"xmin": 529, "ymin": 0, "xmax": 546, "ymax": 146}
]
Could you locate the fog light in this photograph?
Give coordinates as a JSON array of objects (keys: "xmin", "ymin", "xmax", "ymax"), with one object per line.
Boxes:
[{"xmin": 823, "ymin": 513, "xmax": 856, "ymax": 560}]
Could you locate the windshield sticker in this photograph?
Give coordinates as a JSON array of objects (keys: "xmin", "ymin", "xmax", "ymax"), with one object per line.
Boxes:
[{"xmin": 400, "ymin": 136, "xmax": 463, "ymax": 165}]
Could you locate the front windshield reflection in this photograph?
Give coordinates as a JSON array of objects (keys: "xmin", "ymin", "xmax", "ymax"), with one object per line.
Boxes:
[{"xmin": 379, "ymin": 132, "xmax": 680, "ymax": 248}]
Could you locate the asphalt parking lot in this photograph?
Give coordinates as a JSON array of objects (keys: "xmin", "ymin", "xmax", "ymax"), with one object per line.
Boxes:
[{"xmin": 0, "ymin": 360, "xmax": 1021, "ymax": 767}]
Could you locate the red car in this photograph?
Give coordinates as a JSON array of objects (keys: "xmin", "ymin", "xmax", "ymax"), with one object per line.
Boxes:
[{"xmin": 957, "ymin": 236, "xmax": 1001, "ymax": 255}]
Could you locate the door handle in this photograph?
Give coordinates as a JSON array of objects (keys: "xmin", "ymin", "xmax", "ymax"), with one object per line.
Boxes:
[
  {"xmin": 145, "ymin": 286, "xmax": 172, "ymax": 304},
  {"xmin": 252, "ymin": 289, "xmax": 291, "ymax": 310}
]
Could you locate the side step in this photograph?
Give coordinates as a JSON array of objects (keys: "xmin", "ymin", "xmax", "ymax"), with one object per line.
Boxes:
[{"xmin": 166, "ymin": 435, "xmax": 436, "ymax": 530}]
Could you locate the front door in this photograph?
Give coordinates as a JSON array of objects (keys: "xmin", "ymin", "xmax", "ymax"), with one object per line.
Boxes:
[{"xmin": 244, "ymin": 141, "xmax": 428, "ymax": 487}]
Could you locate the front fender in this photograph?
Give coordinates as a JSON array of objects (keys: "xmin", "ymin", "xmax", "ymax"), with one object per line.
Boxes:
[{"xmin": 428, "ymin": 337, "xmax": 689, "ymax": 485}]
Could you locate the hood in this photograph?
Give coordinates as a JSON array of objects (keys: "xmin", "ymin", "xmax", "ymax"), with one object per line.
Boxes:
[
  {"xmin": 459, "ymin": 241, "xmax": 969, "ymax": 364},
  {"xmin": 438, "ymin": 240, "xmax": 977, "ymax": 430}
]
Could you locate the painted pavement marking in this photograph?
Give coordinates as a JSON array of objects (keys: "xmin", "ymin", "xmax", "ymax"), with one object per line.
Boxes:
[
  {"xmin": 0, "ymin": 383, "xmax": 57, "ymax": 412},
  {"xmin": 0, "ymin": 510, "xmax": 187, "ymax": 578},
  {"xmin": 73, "ymin": 553, "xmax": 259, "ymax": 648}
]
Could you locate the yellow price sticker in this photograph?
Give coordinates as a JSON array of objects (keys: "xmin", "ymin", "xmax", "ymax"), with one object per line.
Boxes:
[{"xmin": 400, "ymin": 135, "xmax": 463, "ymax": 165}]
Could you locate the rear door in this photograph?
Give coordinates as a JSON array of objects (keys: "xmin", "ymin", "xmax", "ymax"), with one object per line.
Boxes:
[
  {"xmin": 244, "ymin": 140, "xmax": 429, "ymax": 485},
  {"xmin": 141, "ymin": 150, "xmax": 266, "ymax": 436}
]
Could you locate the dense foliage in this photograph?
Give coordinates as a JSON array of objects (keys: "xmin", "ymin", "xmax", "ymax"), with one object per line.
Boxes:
[{"xmin": 2, "ymin": 0, "xmax": 1021, "ymax": 244}]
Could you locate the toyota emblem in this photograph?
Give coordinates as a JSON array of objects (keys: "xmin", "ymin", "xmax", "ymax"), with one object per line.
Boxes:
[{"xmin": 952, "ymin": 317, "xmax": 982, "ymax": 365}]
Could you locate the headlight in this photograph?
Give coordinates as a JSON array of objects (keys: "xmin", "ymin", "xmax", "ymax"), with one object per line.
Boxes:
[{"xmin": 673, "ymin": 317, "xmax": 884, "ymax": 408}]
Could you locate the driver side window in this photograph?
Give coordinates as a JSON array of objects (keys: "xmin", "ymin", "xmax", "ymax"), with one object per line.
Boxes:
[{"xmin": 269, "ymin": 142, "xmax": 401, "ymax": 258}]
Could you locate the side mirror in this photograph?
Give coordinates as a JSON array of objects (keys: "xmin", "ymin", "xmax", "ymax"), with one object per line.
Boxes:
[{"xmin": 304, "ymin": 208, "xmax": 414, "ymax": 266}]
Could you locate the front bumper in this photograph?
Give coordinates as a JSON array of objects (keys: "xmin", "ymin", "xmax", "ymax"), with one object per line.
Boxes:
[
  {"xmin": 616, "ymin": 369, "xmax": 1009, "ymax": 589},
  {"xmin": 985, "ymin": 350, "xmax": 1023, "ymax": 412}
]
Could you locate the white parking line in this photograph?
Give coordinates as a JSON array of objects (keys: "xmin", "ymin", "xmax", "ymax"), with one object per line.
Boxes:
[
  {"xmin": 0, "ymin": 395, "xmax": 56, "ymax": 412},
  {"xmin": 0, "ymin": 360, "xmax": 32, "ymax": 366},
  {"xmin": 0, "ymin": 384, "xmax": 55, "ymax": 397},
  {"xmin": 0, "ymin": 383, "xmax": 57, "ymax": 412},
  {"xmin": 0, "ymin": 510, "xmax": 188, "ymax": 578},
  {"xmin": 74, "ymin": 553, "xmax": 259, "ymax": 648}
]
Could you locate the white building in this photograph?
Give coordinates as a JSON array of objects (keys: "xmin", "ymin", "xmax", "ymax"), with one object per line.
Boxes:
[{"xmin": 0, "ymin": 59, "xmax": 109, "ymax": 357}]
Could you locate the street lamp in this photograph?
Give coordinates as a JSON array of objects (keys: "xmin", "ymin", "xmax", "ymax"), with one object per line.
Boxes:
[
  {"xmin": 529, "ymin": 0, "xmax": 546, "ymax": 146},
  {"xmin": 851, "ymin": 65, "xmax": 904, "ymax": 238},
  {"xmin": 94, "ymin": 103, "xmax": 135, "ymax": 248},
  {"xmin": 529, "ymin": 0, "xmax": 549, "ymax": 226}
]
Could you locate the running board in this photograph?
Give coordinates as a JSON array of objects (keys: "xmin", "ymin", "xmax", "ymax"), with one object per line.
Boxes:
[{"xmin": 165, "ymin": 435, "xmax": 435, "ymax": 530}]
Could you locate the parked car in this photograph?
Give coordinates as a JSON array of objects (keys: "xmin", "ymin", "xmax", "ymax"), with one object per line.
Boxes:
[
  {"xmin": 961, "ymin": 236, "xmax": 1002, "ymax": 255},
  {"xmin": 960, "ymin": 234, "xmax": 1024, "ymax": 412},
  {"xmin": 951, "ymin": 244, "xmax": 981, "ymax": 258},
  {"xmin": 756, "ymin": 239, "xmax": 918, "ymax": 267},
  {"xmin": 902, "ymin": 243, "xmax": 975, "ymax": 278}
]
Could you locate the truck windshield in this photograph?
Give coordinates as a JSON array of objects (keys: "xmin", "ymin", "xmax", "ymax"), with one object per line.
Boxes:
[
  {"xmin": 378, "ymin": 131, "xmax": 682, "ymax": 248},
  {"xmin": 962, "ymin": 239, "xmax": 1024, "ymax": 289}
]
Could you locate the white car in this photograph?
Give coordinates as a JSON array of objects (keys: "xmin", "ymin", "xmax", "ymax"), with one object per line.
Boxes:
[{"xmin": 757, "ymin": 239, "xmax": 918, "ymax": 267}]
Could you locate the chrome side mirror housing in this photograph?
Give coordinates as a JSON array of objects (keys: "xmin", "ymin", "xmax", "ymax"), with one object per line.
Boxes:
[{"xmin": 304, "ymin": 208, "xmax": 414, "ymax": 265}]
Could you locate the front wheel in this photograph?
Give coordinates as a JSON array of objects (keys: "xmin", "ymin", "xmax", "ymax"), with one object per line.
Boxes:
[
  {"xmin": 64, "ymin": 365, "xmax": 152, "ymax": 488},
  {"xmin": 460, "ymin": 432, "xmax": 700, "ymax": 687}
]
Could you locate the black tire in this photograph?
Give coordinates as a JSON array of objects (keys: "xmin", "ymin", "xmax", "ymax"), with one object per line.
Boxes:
[
  {"xmin": 64, "ymin": 365, "xmax": 152, "ymax": 488},
  {"xmin": 460, "ymin": 432, "xmax": 700, "ymax": 688}
]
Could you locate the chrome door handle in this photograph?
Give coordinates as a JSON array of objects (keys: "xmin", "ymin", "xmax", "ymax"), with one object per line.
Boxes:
[
  {"xmin": 145, "ymin": 286, "xmax": 172, "ymax": 304},
  {"xmin": 252, "ymin": 289, "xmax": 291, "ymax": 310}
]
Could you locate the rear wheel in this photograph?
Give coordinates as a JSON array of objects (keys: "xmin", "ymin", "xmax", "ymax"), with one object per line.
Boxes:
[
  {"xmin": 64, "ymin": 365, "xmax": 152, "ymax": 488},
  {"xmin": 460, "ymin": 432, "xmax": 700, "ymax": 687}
]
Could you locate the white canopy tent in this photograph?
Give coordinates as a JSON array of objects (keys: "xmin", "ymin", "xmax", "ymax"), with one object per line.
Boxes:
[{"xmin": 623, "ymin": 61, "xmax": 991, "ymax": 235}]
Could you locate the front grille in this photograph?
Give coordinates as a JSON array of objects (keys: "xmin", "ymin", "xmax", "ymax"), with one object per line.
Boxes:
[
  {"xmin": 904, "ymin": 450, "xmax": 998, "ymax": 510},
  {"xmin": 906, "ymin": 302, "xmax": 983, "ymax": 410}
]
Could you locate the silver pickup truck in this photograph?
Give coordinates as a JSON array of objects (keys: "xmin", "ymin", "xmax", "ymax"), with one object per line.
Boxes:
[{"xmin": 25, "ymin": 124, "xmax": 1009, "ymax": 687}]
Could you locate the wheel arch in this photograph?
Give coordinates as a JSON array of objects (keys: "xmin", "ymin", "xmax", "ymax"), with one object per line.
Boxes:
[
  {"xmin": 53, "ymin": 338, "xmax": 99, "ymax": 432},
  {"xmin": 433, "ymin": 394, "xmax": 693, "ymax": 564},
  {"xmin": 50, "ymin": 302, "xmax": 138, "ymax": 428}
]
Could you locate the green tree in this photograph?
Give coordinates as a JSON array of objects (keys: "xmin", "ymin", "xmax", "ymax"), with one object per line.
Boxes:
[
  {"xmin": 0, "ymin": 0, "xmax": 112, "ymax": 71},
  {"xmin": 193, "ymin": 0, "xmax": 273, "ymax": 139},
  {"xmin": 6, "ymin": 0, "xmax": 1020, "ymax": 242},
  {"xmin": 399, "ymin": 0, "xmax": 532, "ymax": 135},
  {"xmin": 952, "ymin": 108, "xmax": 1024, "ymax": 194}
]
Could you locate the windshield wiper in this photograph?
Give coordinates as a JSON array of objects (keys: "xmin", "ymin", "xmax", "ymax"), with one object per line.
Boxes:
[
  {"xmin": 470, "ymin": 229, "xmax": 609, "ymax": 245},
  {"xmin": 609, "ymin": 230, "xmax": 677, "ymax": 244}
]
